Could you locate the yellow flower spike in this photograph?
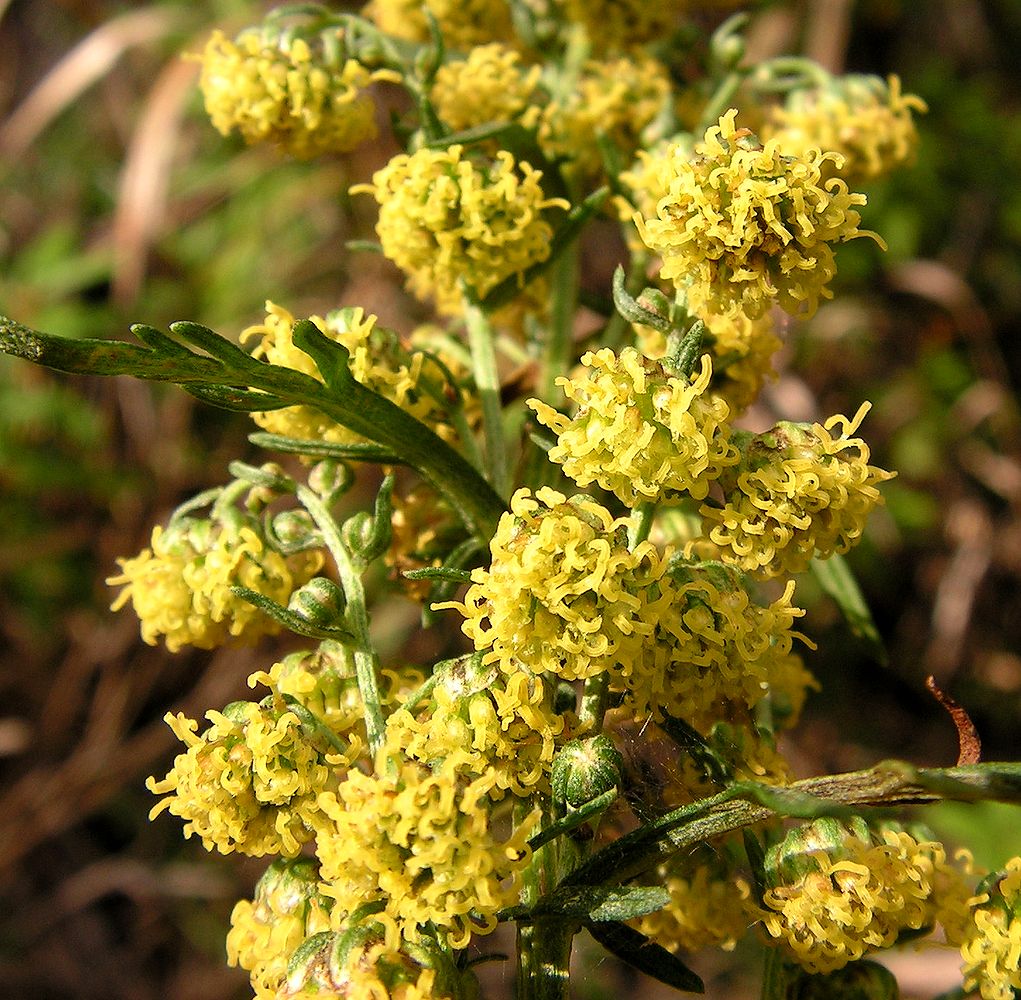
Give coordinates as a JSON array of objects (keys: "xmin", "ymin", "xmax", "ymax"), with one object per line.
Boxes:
[
  {"xmin": 764, "ymin": 74, "xmax": 928, "ymax": 185},
  {"xmin": 227, "ymin": 858, "xmax": 332, "ymax": 999},
  {"xmin": 314, "ymin": 756, "xmax": 538, "ymax": 948},
  {"xmin": 699, "ymin": 403, "xmax": 896, "ymax": 578},
  {"xmin": 107, "ymin": 515, "xmax": 323, "ymax": 652},
  {"xmin": 354, "ymin": 146, "xmax": 567, "ymax": 316},
  {"xmin": 431, "ymin": 44, "xmax": 542, "ymax": 133},
  {"xmin": 636, "ymin": 109, "xmax": 882, "ymax": 320},
  {"xmin": 960, "ymin": 858, "xmax": 1021, "ymax": 1000},
  {"xmin": 438, "ymin": 487, "xmax": 667, "ymax": 681},
  {"xmin": 762, "ymin": 821, "xmax": 974, "ymax": 974},
  {"xmin": 538, "ymin": 56, "xmax": 672, "ymax": 185},
  {"xmin": 147, "ymin": 703, "xmax": 334, "ymax": 857},
  {"xmin": 364, "ymin": 0, "xmax": 513, "ymax": 48},
  {"xmin": 241, "ymin": 302, "xmax": 458, "ymax": 445},
  {"xmin": 197, "ymin": 28, "xmax": 396, "ymax": 159},
  {"xmin": 530, "ymin": 347, "xmax": 739, "ymax": 506},
  {"xmin": 633, "ymin": 862, "xmax": 754, "ymax": 954}
]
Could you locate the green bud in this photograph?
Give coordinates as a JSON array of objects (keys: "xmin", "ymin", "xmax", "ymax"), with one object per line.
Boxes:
[
  {"xmin": 797, "ymin": 960, "xmax": 900, "ymax": 1000},
  {"xmin": 288, "ymin": 577, "xmax": 346, "ymax": 627},
  {"xmin": 765, "ymin": 816, "xmax": 871, "ymax": 886},
  {"xmin": 272, "ymin": 509, "xmax": 319, "ymax": 549},
  {"xmin": 308, "ymin": 458, "xmax": 353, "ymax": 500},
  {"xmin": 551, "ymin": 735, "xmax": 624, "ymax": 813}
]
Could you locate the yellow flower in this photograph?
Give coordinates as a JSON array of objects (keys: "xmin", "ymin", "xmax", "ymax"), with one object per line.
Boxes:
[
  {"xmin": 385, "ymin": 481, "xmax": 463, "ymax": 603},
  {"xmin": 197, "ymin": 29, "xmax": 395, "ymax": 159},
  {"xmin": 633, "ymin": 862, "xmax": 753, "ymax": 953},
  {"xmin": 148, "ymin": 703, "xmax": 336, "ymax": 857},
  {"xmin": 616, "ymin": 138, "xmax": 693, "ymax": 243},
  {"xmin": 764, "ymin": 75, "xmax": 928, "ymax": 184},
  {"xmin": 439, "ymin": 487, "xmax": 666, "ymax": 681},
  {"xmin": 227, "ymin": 858, "xmax": 332, "ymax": 999},
  {"xmin": 314, "ymin": 756, "xmax": 538, "ymax": 948},
  {"xmin": 383, "ymin": 655, "xmax": 565, "ymax": 796},
  {"xmin": 613, "ymin": 563, "xmax": 810, "ymax": 728},
  {"xmin": 762, "ymin": 821, "xmax": 965, "ymax": 974},
  {"xmin": 538, "ymin": 56, "xmax": 672, "ymax": 185},
  {"xmin": 241, "ymin": 302, "xmax": 457, "ymax": 444},
  {"xmin": 528, "ymin": 347, "xmax": 738, "ymax": 505},
  {"xmin": 636, "ymin": 109, "xmax": 879, "ymax": 319},
  {"xmin": 430, "ymin": 44, "xmax": 541, "ymax": 133},
  {"xmin": 558, "ymin": 0, "xmax": 689, "ymax": 51},
  {"xmin": 699, "ymin": 403, "xmax": 896, "ymax": 577},
  {"xmin": 961, "ymin": 858, "xmax": 1021, "ymax": 1000},
  {"xmin": 107, "ymin": 514, "xmax": 323, "ymax": 652},
  {"xmin": 364, "ymin": 0, "xmax": 513, "ymax": 48},
  {"xmin": 354, "ymin": 145, "xmax": 567, "ymax": 315}
]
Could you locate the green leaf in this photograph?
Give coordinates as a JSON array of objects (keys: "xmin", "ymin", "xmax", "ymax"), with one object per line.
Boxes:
[
  {"xmin": 402, "ymin": 566, "xmax": 472, "ymax": 583},
  {"xmin": 290, "ymin": 319, "xmax": 356, "ymax": 392},
  {"xmin": 248, "ymin": 432, "xmax": 402, "ymax": 463},
  {"xmin": 231, "ymin": 586, "xmax": 356, "ymax": 643},
  {"xmin": 529, "ymin": 885, "xmax": 670, "ymax": 923},
  {"xmin": 528, "ymin": 788, "xmax": 618, "ymax": 852},
  {"xmin": 186, "ymin": 384, "xmax": 288, "ymax": 412},
  {"xmin": 810, "ymin": 553, "xmax": 888, "ymax": 666},
  {"xmin": 585, "ymin": 922, "xmax": 704, "ymax": 994}
]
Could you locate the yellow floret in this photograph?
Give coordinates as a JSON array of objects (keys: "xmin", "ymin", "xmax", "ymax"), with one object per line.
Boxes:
[
  {"xmin": 960, "ymin": 858, "xmax": 1021, "ymax": 1000},
  {"xmin": 364, "ymin": 0, "xmax": 513, "ymax": 48}
]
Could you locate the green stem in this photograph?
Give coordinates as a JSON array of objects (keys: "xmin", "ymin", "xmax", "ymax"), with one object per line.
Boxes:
[
  {"xmin": 515, "ymin": 919, "xmax": 576, "ymax": 1000},
  {"xmin": 627, "ymin": 502, "xmax": 656, "ymax": 548},
  {"xmin": 539, "ymin": 242, "xmax": 580, "ymax": 406},
  {"xmin": 297, "ymin": 485, "xmax": 385, "ymax": 756},
  {"xmin": 463, "ymin": 292, "xmax": 510, "ymax": 500},
  {"xmin": 698, "ymin": 70, "xmax": 745, "ymax": 132}
]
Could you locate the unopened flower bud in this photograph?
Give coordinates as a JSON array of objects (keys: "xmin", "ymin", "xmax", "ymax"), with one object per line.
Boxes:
[
  {"xmin": 551, "ymin": 734, "xmax": 623, "ymax": 812},
  {"xmin": 288, "ymin": 577, "xmax": 346, "ymax": 627}
]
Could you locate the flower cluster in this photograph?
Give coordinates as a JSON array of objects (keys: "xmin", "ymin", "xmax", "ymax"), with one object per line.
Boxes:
[
  {"xmin": 538, "ymin": 56, "xmax": 672, "ymax": 184},
  {"xmin": 355, "ymin": 145, "xmax": 567, "ymax": 315},
  {"xmin": 699, "ymin": 404, "xmax": 896, "ymax": 577},
  {"xmin": 430, "ymin": 44, "xmax": 541, "ymax": 133},
  {"xmin": 197, "ymin": 28, "xmax": 395, "ymax": 159},
  {"xmin": 442, "ymin": 488, "xmax": 665, "ymax": 681},
  {"xmin": 227, "ymin": 858, "xmax": 332, "ymax": 999},
  {"xmin": 636, "ymin": 109, "xmax": 877, "ymax": 318},
  {"xmin": 633, "ymin": 861, "xmax": 754, "ymax": 953},
  {"xmin": 529, "ymin": 347, "xmax": 738, "ymax": 505},
  {"xmin": 148, "ymin": 702, "xmax": 338, "ymax": 857},
  {"xmin": 558, "ymin": 0, "xmax": 688, "ymax": 51},
  {"xmin": 365, "ymin": 0, "xmax": 512, "ymax": 48},
  {"xmin": 764, "ymin": 74, "xmax": 928, "ymax": 184},
  {"xmin": 960, "ymin": 858, "xmax": 1021, "ymax": 1000},
  {"xmin": 107, "ymin": 513, "xmax": 322, "ymax": 652},
  {"xmin": 383, "ymin": 654, "xmax": 565, "ymax": 796},
  {"xmin": 314, "ymin": 756, "xmax": 537, "ymax": 948},
  {"xmin": 761, "ymin": 819, "xmax": 973, "ymax": 974}
]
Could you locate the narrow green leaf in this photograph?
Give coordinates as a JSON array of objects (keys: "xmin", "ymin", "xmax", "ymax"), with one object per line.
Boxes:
[
  {"xmin": 129, "ymin": 323, "xmax": 193, "ymax": 357},
  {"xmin": 810, "ymin": 553, "xmax": 888, "ymax": 666},
  {"xmin": 530, "ymin": 885, "xmax": 669, "ymax": 923},
  {"xmin": 184, "ymin": 384, "xmax": 288, "ymax": 412},
  {"xmin": 528, "ymin": 788, "xmax": 618, "ymax": 852},
  {"xmin": 169, "ymin": 320, "xmax": 256, "ymax": 369},
  {"xmin": 585, "ymin": 922, "xmax": 704, "ymax": 994},
  {"xmin": 291, "ymin": 318, "xmax": 355, "ymax": 392},
  {"xmin": 248, "ymin": 432, "xmax": 402, "ymax": 463},
  {"xmin": 231, "ymin": 586, "xmax": 356, "ymax": 643},
  {"xmin": 403, "ymin": 566, "xmax": 472, "ymax": 583}
]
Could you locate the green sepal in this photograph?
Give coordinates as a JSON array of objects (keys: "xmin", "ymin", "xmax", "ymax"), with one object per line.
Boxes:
[
  {"xmin": 585, "ymin": 922, "xmax": 704, "ymax": 994},
  {"xmin": 810, "ymin": 553, "xmax": 888, "ymax": 666},
  {"xmin": 525, "ymin": 885, "xmax": 670, "ymax": 924},
  {"xmin": 230, "ymin": 585, "xmax": 356, "ymax": 643}
]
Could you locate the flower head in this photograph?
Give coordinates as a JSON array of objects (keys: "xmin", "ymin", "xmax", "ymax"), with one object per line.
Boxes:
[
  {"xmin": 355, "ymin": 146, "xmax": 566, "ymax": 315},
  {"xmin": 383, "ymin": 654, "xmax": 565, "ymax": 796},
  {"xmin": 633, "ymin": 861, "xmax": 753, "ymax": 953},
  {"xmin": 440, "ymin": 488, "xmax": 666, "ymax": 681},
  {"xmin": 364, "ymin": 0, "xmax": 513, "ymax": 48},
  {"xmin": 538, "ymin": 56, "xmax": 671, "ymax": 185},
  {"xmin": 764, "ymin": 75, "xmax": 928, "ymax": 184},
  {"xmin": 107, "ymin": 512, "xmax": 322, "ymax": 652},
  {"xmin": 148, "ymin": 702, "xmax": 338, "ymax": 857},
  {"xmin": 558, "ymin": 0, "xmax": 688, "ymax": 51},
  {"xmin": 699, "ymin": 404, "xmax": 896, "ymax": 577},
  {"xmin": 636, "ymin": 109, "xmax": 878, "ymax": 319},
  {"xmin": 241, "ymin": 302, "xmax": 457, "ymax": 445},
  {"xmin": 762, "ymin": 819, "xmax": 966, "ymax": 974},
  {"xmin": 431, "ymin": 44, "xmax": 541, "ymax": 133},
  {"xmin": 529, "ymin": 347, "xmax": 738, "ymax": 505},
  {"xmin": 227, "ymin": 858, "xmax": 332, "ymax": 998},
  {"xmin": 314, "ymin": 756, "xmax": 537, "ymax": 948},
  {"xmin": 197, "ymin": 28, "xmax": 394, "ymax": 158},
  {"xmin": 960, "ymin": 858, "xmax": 1021, "ymax": 1000}
]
